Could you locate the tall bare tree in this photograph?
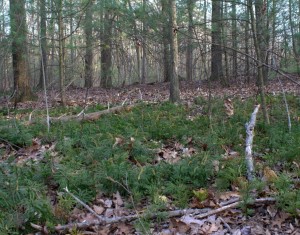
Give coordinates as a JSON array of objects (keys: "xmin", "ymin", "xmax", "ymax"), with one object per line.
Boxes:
[
  {"xmin": 84, "ymin": 0, "xmax": 94, "ymax": 88},
  {"xmin": 169, "ymin": 0, "xmax": 180, "ymax": 102},
  {"xmin": 186, "ymin": 0, "xmax": 194, "ymax": 81},
  {"xmin": 100, "ymin": 12, "xmax": 113, "ymax": 88},
  {"xmin": 58, "ymin": 0, "xmax": 66, "ymax": 105},
  {"xmin": 38, "ymin": 0, "xmax": 48, "ymax": 89},
  {"xmin": 211, "ymin": 0, "xmax": 224, "ymax": 82}
]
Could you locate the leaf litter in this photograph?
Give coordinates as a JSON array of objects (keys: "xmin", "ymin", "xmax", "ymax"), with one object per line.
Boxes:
[{"xmin": 1, "ymin": 79, "xmax": 300, "ymax": 234}]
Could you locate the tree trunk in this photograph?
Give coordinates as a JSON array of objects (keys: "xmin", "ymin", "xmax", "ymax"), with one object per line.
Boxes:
[
  {"xmin": 169, "ymin": 0, "xmax": 180, "ymax": 102},
  {"xmin": 58, "ymin": 0, "xmax": 66, "ymax": 105},
  {"xmin": 38, "ymin": 0, "xmax": 48, "ymax": 89},
  {"xmin": 100, "ymin": 13, "xmax": 113, "ymax": 89},
  {"xmin": 161, "ymin": 0, "xmax": 170, "ymax": 82},
  {"xmin": 211, "ymin": 0, "xmax": 224, "ymax": 82},
  {"xmin": 9, "ymin": 0, "xmax": 34, "ymax": 104},
  {"xmin": 248, "ymin": 0, "xmax": 269, "ymax": 124},
  {"xmin": 186, "ymin": 0, "xmax": 194, "ymax": 81},
  {"xmin": 245, "ymin": 0, "xmax": 250, "ymax": 83},
  {"xmin": 84, "ymin": 0, "xmax": 94, "ymax": 88},
  {"xmin": 232, "ymin": 0, "xmax": 237, "ymax": 78}
]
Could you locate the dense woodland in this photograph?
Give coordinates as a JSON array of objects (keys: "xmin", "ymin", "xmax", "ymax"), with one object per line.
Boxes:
[
  {"xmin": 0, "ymin": 0, "xmax": 299, "ymax": 103},
  {"xmin": 1, "ymin": 0, "xmax": 300, "ymax": 234}
]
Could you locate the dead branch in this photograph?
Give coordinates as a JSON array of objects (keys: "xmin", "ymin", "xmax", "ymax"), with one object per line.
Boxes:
[
  {"xmin": 195, "ymin": 197, "xmax": 275, "ymax": 219},
  {"xmin": 29, "ymin": 104, "xmax": 135, "ymax": 124},
  {"xmin": 54, "ymin": 197, "xmax": 276, "ymax": 232},
  {"xmin": 245, "ymin": 104, "xmax": 260, "ymax": 182}
]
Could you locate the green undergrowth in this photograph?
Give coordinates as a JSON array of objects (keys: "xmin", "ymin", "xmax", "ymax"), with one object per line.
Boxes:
[{"xmin": 0, "ymin": 95, "xmax": 300, "ymax": 233}]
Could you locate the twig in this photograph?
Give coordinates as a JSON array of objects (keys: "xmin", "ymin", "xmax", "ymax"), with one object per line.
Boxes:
[
  {"xmin": 63, "ymin": 187, "xmax": 102, "ymax": 220},
  {"xmin": 195, "ymin": 197, "xmax": 276, "ymax": 219},
  {"xmin": 245, "ymin": 104, "xmax": 260, "ymax": 182}
]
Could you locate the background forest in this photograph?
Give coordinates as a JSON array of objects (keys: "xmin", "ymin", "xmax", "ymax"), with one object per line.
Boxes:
[
  {"xmin": 1, "ymin": 0, "xmax": 300, "ymax": 234},
  {"xmin": 1, "ymin": 0, "xmax": 300, "ymax": 101}
]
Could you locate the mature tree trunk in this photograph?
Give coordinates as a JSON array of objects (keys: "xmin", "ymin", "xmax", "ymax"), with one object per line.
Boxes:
[
  {"xmin": 211, "ymin": 0, "xmax": 224, "ymax": 82},
  {"xmin": 169, "ymin": 0, "xmax": 180, "ymax": 102},
  {"xmin": 100, "ymin": 12, "xmax": 113, "ymax": 88},
  {"xmin": 186, "ymin": 0, "xmax": 194, "ymax": 81},
  {"xmin": 248, "ymin": 0, "xmax": 269, "ymax": 124},
  {"xmin": 161, "ymin": 0, "xmax": 170, "ymax": 82},
  {"xmin": 10, "ymin": 0, "xmax": 34, "ymax": 104},
  {"xmin": 38, "ymin": 0, "xmax": 48, "ymax": 89},
  {"xmin": 84, "ymin": 0, "xmax": 94, "ymax": 88},
  {"xmin": 58, "ymin": 0, "xmax": 66, "ymax": 105}
]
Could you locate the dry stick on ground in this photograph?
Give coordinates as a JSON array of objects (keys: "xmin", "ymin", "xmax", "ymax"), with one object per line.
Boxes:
[
  {"xmin": 54, "ymin": 197, "xmax": 276, "ymax": 232},
  {"xmin": 245, "ymin": 104, "xmax": 260, "ymax": 182},
  {"xmin": 29, "ymin": 104, "xmax": 135, "ymax": 124}
]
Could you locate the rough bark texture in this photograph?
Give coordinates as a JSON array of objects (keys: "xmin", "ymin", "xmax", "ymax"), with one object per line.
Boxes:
[
  {"xmin": 10, "ymin": 0, "xmax": 34, "ymax": 104},
  {"xmin": 211, "ymin": 0, "xmax": 224, "ymax": 82}
]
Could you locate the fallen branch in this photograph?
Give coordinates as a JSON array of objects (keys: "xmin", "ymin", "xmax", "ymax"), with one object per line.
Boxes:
[
  {"xmin": 55, "ymin": 208, "xmax": 210, "ymax": 232},
  {"xmin": 29, "ymin": 104, "xmax": 135, "ymax": 124},
  {"xmin": 54, "ymin": 197, "xmax": 276, "ymax": 232},
  {"xmin": 245, "ymin": 104, "xmax": 260, "ymax": 182}
]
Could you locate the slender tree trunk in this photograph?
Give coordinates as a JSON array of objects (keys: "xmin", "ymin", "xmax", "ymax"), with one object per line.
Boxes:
[
  {"xmin": 232, "ymin": 0, "xmax": 237, "ymax": 78},
  {"xmin": 84, "ymin": 0, "xmax": 94, "ymax": 88},
  {"xmin": 161, "ymin": 0, "xmax": 170, "ymax": 82},
  {"xmin": 169, "ymin": 0, "xmax": 180, "ymax": 102},
  {"xmin": 186, "ymin": 0, "xmax": 194, "ymax": 81},
  {"xmin": 248, "ymin": 0, "xmax": 269, "ymax": 124},
  {"xmin": 100, "ymin": 13, "xmax": 113, "ymax": 88},
  {"xmin": 245, "ymin": 0, "xmax": 250, "ymax": 83},
  {"xmin": 10, "ymin": 0, "xmax": 34, "ymax": 104},
  {"xmin": 58, "ymin": 0, "xmax": 66, "ymax": 105},
  {"xmin": 222, "ymin": 1, "xmax": 229, "ymax": 83},
  {"xmin": 289, "ymin": 0, "xmax": 300, "ymax": 72},
  {"xmin": 38, "ymin": 0, "xmax": 47, "ymax": 89},
  {"xmin": 211, "ymin": 0, "xmax": 224, "ymax": 82}
]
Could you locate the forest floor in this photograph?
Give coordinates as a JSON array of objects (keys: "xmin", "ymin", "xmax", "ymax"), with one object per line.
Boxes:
[
  {"xmin": 1, "ymin": 77, "xmax": 299, "ymax": 110},
  {"xmin": 1, "ymin": 77, "xmax": 300, "ymax": 235}
]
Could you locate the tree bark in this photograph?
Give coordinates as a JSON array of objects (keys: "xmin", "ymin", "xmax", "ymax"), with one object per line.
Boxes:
[
  {"xmin": 169, "ymin": 0, "xmax": 180, "ymax": 102},
  {"xmin": 100, "ymin": 12, "xmax": 113, "ymax": 89},
  {"xmin": 232, "ymin": 0, "xmax": 237, "ymax": 78},
  {"xmin": 58, "ymin": 0, "xmax": 66, "ymax": 105},
  {"xmin": 84, "ymin": 0, "xmax": 94, "ymax": 88},
  {"xmin": 161, "ymin": 0, "xmax": 170, "ymax": 82},
  {"xmin": 38, "ymin": 0, "xmax": 48, "ymax": 89},
  {"xmin": 186, "ymin": 0, "xmax": 194, "ymax": 81},
  {"xmin": 211, "ymin": 0, "xmax": 224, "ymax": 82},
  {"xmin": 10, "ymin": 0, "xmax": 34, "ymax": 104},
  {"xmin": 248, "ymin": 0, "xmax": 269, "ymax": 124}
]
